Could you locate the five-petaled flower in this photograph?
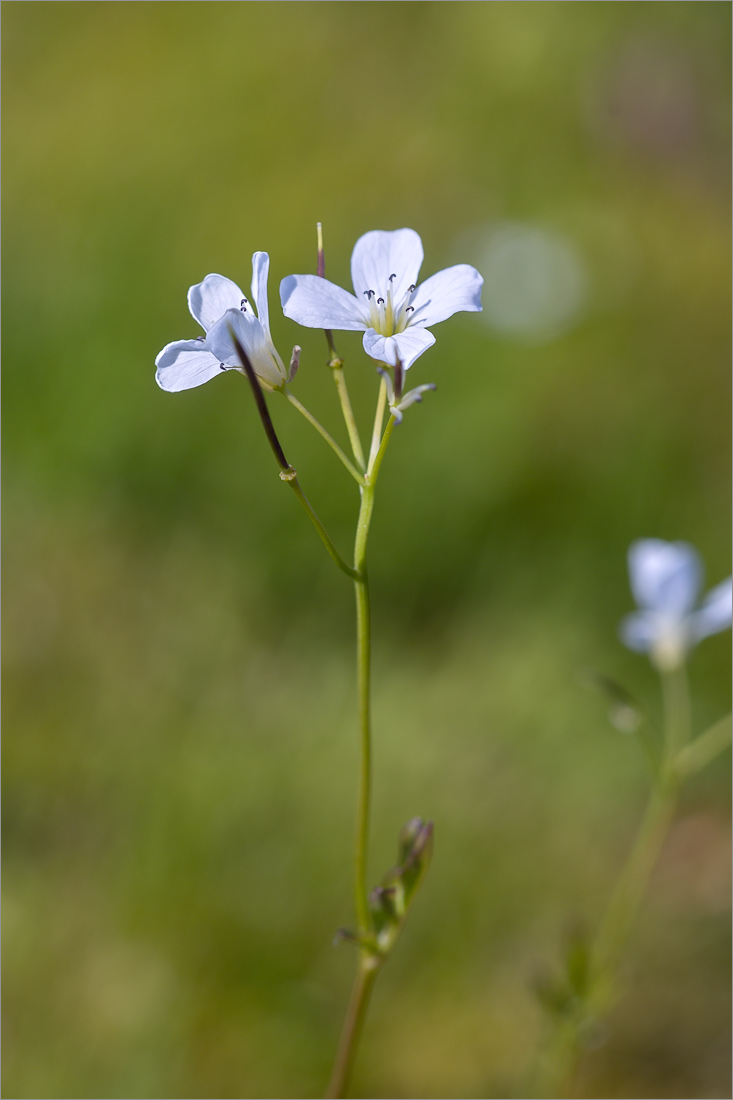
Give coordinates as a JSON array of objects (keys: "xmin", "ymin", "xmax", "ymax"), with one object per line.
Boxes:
[
  {"xmin": 620, "ymin": 539, "xmax": 732, "ymax": 670},
  {"xmin": 279, "ymin": 228, "xmax": 483, "ymax": 370},
  {"xmin": 155, "ymin": 253, "xmax": 287, "ymax": 392}
]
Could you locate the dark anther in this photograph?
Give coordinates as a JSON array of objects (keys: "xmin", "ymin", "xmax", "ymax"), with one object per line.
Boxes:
[
  {"xmin": 389, "ymin": 273, "xmax": 397, "ymax": 281},
  {"xmin": 405, "ymin": 306, "xmax": 415, "ymax": 313},
  {"xmin": 240, "ymin": 305, "xmax": 247, "ymax": 312},
  {"xmin": 219, "ymin": 363, "xmax": 227, "ymax": 370},
  {"xmin": 363, "ymin": 289, "xmax": 375, "ymax": 299},
  {"xmin": 409, "ymin": 284, "xmax": 416, "ymax": 292},
  {"xmin": 197, "ymin": 336, "xmax": 205, "ymax": 342},
  {"xmin": 377, "ymin": 297, "xmax": 385, "ymax": 305},
  {"xmin": 241, "ymin": 298, "xmax": 248, "ymax": 306}
]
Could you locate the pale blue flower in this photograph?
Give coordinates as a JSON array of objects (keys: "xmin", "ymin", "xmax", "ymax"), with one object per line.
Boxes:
[
  {"xmin": 155, "ymin": 253, "xmax": 287, "ymax": 392},
  {"xmin": 620, "ymin": 539, "xmax": 732, "ymax": 669},
  {"xmin": 280, "ymin": 228, "xmax": 483, "ymax": 370}
]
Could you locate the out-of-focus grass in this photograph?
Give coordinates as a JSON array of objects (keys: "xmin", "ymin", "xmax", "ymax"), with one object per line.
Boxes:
[{"xmin": 3, "ymin": 3, "xmax": 730, "ymax": 1098}]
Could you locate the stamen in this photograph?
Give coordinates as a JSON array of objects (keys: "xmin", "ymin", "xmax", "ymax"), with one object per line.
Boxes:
[
  {"xmin": 363, "ymin": 289, "xmax": 375, "ymax": 299},
  {"xmin": 240, "ymin": 305, "xmax": 247, "ymax": 312},
  {"xmin": 377, "ymin": 297, "xmax": 385, "ymax": 305},
  {"xmin": 405, "ymin": 306, "xmax": 415, "ymax": 313},
  {"xmin": 241, "ymin": 298, "xmax": 248, "ymax": 306},
  {"xmin": 389, "ymin": 273, "xmax": 397, "ymax": 282},
  {"xmin": 219, "ymin": 363, "xmax": 226, "ymax": 370},
  {"xmin": 408, "ymin": 285, "xmax": 416, "ymax": 293},
  {"xmin": 196, "ymin": 336, "xmax": 205, "ymax": 342}
]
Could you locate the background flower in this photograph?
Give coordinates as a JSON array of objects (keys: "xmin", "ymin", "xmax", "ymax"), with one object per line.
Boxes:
[{"xmin": 621, "ymin": 539, "xmax": 732, "ymax": 669}]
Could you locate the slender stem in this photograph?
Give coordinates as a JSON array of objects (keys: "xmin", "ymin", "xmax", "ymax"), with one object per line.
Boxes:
[
  {"xmin": 348, "ymin": 398, "xmax": 397, "ymax": 933},
  {"xmin": 325, "ymin": 958, "xmax": 381, "ymax": 1099},
  {"xmin": 661, "ymin": 661, "xmax": 690, "ymax": 759},
  {"xmin": 321, "ymin": 373, "xmax": 401, "ymax": 1100},
  {"xmin": 675, "ymin": 713, "xmax": 732, "ymax": 779},
  {"xmin": 331, "ymin": 362, "xmax": 366, "ymax": 472},
  {"xmin": 286, "ymin": 475, "xmax": 359, "ymax": 581},
  {"xmin": 353, "ymin": 510, "xmax": 373, "ymax": 934},
  {"xmin": 535, "ymin": 662, "xmax": 693, "ymax": 1098},
  {"xmin": 591, "ymin": 782, "xmax": 675, "ymax": 997},
  {"xmin": 368, "ymin": 411, "xmax": 397, "ymax": 482},
  {"xmin": 368, "ymin": 378, "xmax": 388, "ymax": 470},
  {"xmin": 315, "ymin": 222, "xmax": 365, "ymax": 471},
  {"xmin": 229, "ymin": 330, "xmax": 358, "ymax": 582},
  {"xmin": 591, "ymin": 663, "xmax": 690, "ymax": 1005},
  {"xmin": 284, "ymin": 390, "xmax": 365, "ymax": 485},
  {"xmin": 324, "ymin": 396, "xmax": 397, "ymax": 1099}
]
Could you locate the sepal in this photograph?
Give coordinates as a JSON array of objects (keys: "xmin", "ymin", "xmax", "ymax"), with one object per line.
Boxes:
[{"xmin": 376, "ymin": 367, "xmax": 436, "ymax": 425}]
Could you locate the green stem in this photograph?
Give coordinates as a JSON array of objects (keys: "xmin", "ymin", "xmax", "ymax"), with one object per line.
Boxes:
[
  {"xmin": 591, "ymin": 663, "xmax": 690, "ymax": 1007},
  {"xmin": 661, "ymin": 661, "xmax": 690, "ymax": 759},
  {"xmin": 285, "ymin": 474, "xmax": 359, "ymax": 581},
  {"xmin": 536, "ymin": 662, "xmax": 693, "ymax": 1098},
  {"xmin": 675, "ymin": 713, "xmax": 732, "ymax": 780},
  {"xmin": 325, "ymin": 391, "xmax": 398, "ymax": 1099},
  {"xmin": 353, "ymin": 501, "xmax": 374, "ymax": 934},
  {"xmin": 331, "ymin": 361, "xmax": 366, "ymax": 472},
  {"xmin": 284, "ymin": 390, "xmax": 365, "ymax": 485},
  {"xmin": 589, "ymin": 660, "xmax": 686, "ymax": 1012},
  {"xmin": 367, "ymin": 409, "xmax": 396, "ymax": 482},
  {"xmin": 368, "ymin": 378, "xmax": 388, "ymax": 470},
  {"xmin": 325, "ymin": 957, "xmax": 381, "ymax": 1099},
  {"xmin": 228, "ymin": 330, "xmax": 358, "ymax": 582},
  {"xmin": 591, "ymin": 782, "xmax": 676, "ymax": 999},
  {"xmin": 350, "ymin": 404, "xmax": 397, "ymax": 932}
]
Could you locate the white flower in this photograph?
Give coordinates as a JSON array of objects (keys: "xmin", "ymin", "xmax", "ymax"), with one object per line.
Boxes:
[
  {"xmin": 279, "ymin": 228, "xmax": 483, "ymax": 370},
  {"xmin": 620, "ymin": 539, "xmax": 732, "ymax": 670},
  {"xmin": 155, "ymin": 252, "xmax": 287, "ymax": 392}
]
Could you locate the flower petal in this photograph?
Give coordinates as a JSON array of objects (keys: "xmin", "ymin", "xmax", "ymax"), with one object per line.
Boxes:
[
  {"xmin": 627, "ymin": 539, "xmax": 702, "ymax": 616},
  {"xmin": 280, "ymin": 274, "xmax": 366, "ymax": 330},
  {"xmin": 351, "ymin": 228, "xmax": 424, "ymax": 302},
  {"xmin": 155, "ymin": 339, "xmax": 228, "ymax": 392},
  {"xmin": 689, "ymin": 577, "xmax": 733, "ymax": 642},
  {"xmin": 362, "ymin": 326, "xmax": 436, "ymax": 370},
  {"xmin": 619, "ymin": 610, "xmax": 657, "ymax": 653},
  {"xmin": 188, "ymin": 274, "xmax": 247, "ymax": 332},
  {"xmin": 408, "ymin": 264, "xmax": 483, "ymax": 328},
  {"xmin": 207, "ymin": 308, "xmax": 286, "ymax": 389},
  {"xmin": 251, "ymin": 252, "xmax": 272, "ymax": 336}
]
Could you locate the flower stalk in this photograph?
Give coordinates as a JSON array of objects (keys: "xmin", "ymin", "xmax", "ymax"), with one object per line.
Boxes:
[
  {"xmin": 157, "ymin": 226, "xmax": 478, "ymax": 1100},
  {"xmin": 230, "ymin": 330, "xmax": 358, "ymax": 581}
]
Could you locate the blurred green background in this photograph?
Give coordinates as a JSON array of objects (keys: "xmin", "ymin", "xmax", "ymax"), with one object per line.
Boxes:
[{"xmin": 3, "ymin": 3, "xmax": 730, "ymax": 1098}]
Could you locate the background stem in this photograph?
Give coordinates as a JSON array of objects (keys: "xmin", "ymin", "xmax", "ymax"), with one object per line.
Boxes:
[{"xmin": 535, "ymin": 661, "xmax": 693, "ymax": 1098}]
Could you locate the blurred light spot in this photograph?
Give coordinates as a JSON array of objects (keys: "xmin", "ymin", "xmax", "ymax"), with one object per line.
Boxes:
[{"xmin": 476, "ymin": 222, "xmax": 589, "ymax": 342}]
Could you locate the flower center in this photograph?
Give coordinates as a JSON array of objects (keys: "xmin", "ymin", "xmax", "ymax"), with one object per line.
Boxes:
[{"xmin": 362, "ymin": 275, "xmax": 418, "ymax": 336}]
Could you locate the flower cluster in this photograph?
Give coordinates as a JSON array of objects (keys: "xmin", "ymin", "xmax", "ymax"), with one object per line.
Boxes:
[{"xmin": 155, "ymin": 228, "xmax": 483, "ymax": 398}]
